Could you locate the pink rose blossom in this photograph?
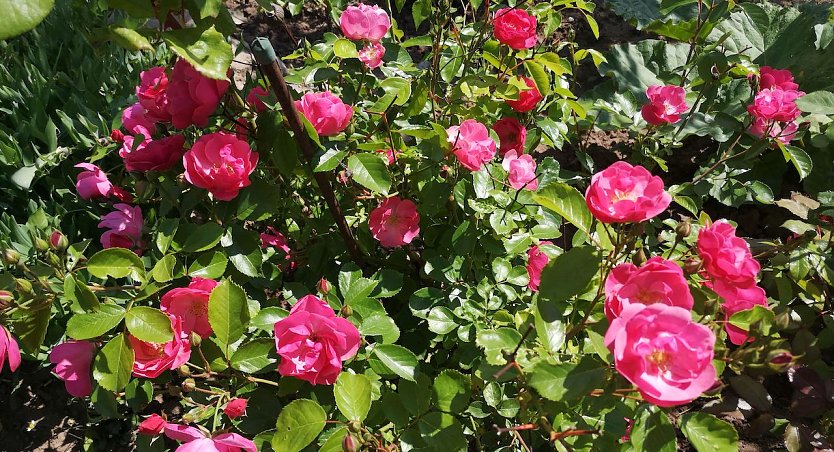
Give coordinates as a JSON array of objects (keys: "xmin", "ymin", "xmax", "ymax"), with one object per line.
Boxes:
[
  {"xmin": 502, "ymin": 150, "xmax": 538, "ymax": 190},
  {"xmin": 748, "ymin": 117, "xmax": 798, "ymax": 144},
  {"xmin": 294, "ymin": 91, "xmax": 353, "ymax": 136},
  {"xmin": 747, "ymin": 88, "xmax": 804, "ymax": 122},
  {"xmin": 138, "ymin": 414, "xmax": 166, "ymax": 435},
  {"xmin": 710, "ymin": 279, "xmax": 769, "ymax": 345},
  {"xmin": 0, "ymin": 325, "xmax": 21, "ymax": 373},
  {"xmin": 585, "ymin": 161, "xmax": 672, "ymax": 223},
  {"xmin": 641, "ymin": 85, "xmax": 689, "ymax": 125},
  {"xmin": 492, "ymin": 117, "xmax": 527, "ymax": 157},
  {"xmin": 505, "ymin": 77, "xmax": 543, "ymax": 113},
  {"xmin": 604, "ymin": 257, "xmax": 694, "ymax": 321},
  {"xmin": 758, "ymin": 66, "xmax": 799, "ymax": 91},
  {"xmin": 245, "ymin": 86, "xmax": 270, "ymax": 113},
  {"xmin": 376, "ymin": 148, "xmax": 400, "ymax": 165},
  {"xmin": 447, "ymin": 119, "xmax": 497, "ymax": 171},
  {"xmin": 167, "ymin": 59, "xmax": 230, "ymax": 129},
  {"xmin": 164, "ymin": 425, "xmax": 257, "ymax": 452},
  {"xmin": 130, "ymin": 314, "xmax": 191, "ymax": 379},
  {"xmin": 358, "ymin": 42, "xmax": 385, "ymax": 69},
  {"xmin": 224, "ymin": 398, "xmax": 248, "ymax": 419},
  {"xmin": 605, "ymin": 303, "xmax": 717, "ymax": 407},
  {"xmin": 183, "ymin": 132, "xmax": 259, "ymax": 201},
  {"xmin": 273, "ymin": 295, "xmax": 361, "ymax": 385},
  {"xmin": 697, "ymin": 220, "xmax": 760, "ymax": 285},
  {"xmin": 493, "ymin": 8, "xmax": 538, "ymax": 50},
  {"xmin": 260, "ymin": 227, "xmax": 296, "ymax": 270},
  {"xmin": 49, "ymin": 340, "xmax": 96, "ymax": 397},
  {"xmin": 161, "ymin": 278, "xmax": 219, "ymax": 339},
  {"xmin": 339, "ymin": 4, "xmax": 391, "ymax": 42},
  {"xmin": 136, "ymin": 66, "xmax": 171, "ymax": 123},
  {"xmin": 120, "ymin": 134, "xmax": 186, "ymax": 172},
  {"xmin": 122, "ymin": 103, "xmax": 157, "ymax": 136},
  {"xmin": 164, "ymin": 424, "xmax": 206, "ymax": 443},
  {"xmin": 98, "ymin": 203, "xmax": 144, "ymax": 254},
  {"xmin": 369, "ymin": 197, "xmax": 420, "ymax": 248},
  {"xmin": 526, "ymin": 241, "xmax": 552, "ymax": 292},
  {"xmin": 75, "ymin": 163, "xmax": 132, "ymax": 201}
]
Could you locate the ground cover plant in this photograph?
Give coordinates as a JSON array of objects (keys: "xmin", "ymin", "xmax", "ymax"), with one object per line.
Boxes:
[{"xmin": 1, "ymin": 0, "xmax": 834, "ymax": 450}]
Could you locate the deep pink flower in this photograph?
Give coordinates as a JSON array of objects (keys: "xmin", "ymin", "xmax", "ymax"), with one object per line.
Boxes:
[
  {"xmin": 245, "ymin": 86, "xmax": 270, "ymax": 113},
  {"xmin": 224, "ymin": 398, "xmax": 248, "ymax": 419},
  {"xmin": 183, "ymin": 132, "xmax": 258, "ymax": 201},
  {"xmin": 0, "ymin": 325, "xmax": 21, "ymax": 374},
  {"xmin": 585, "ymin": 161, "xmax": 672, "ymax": 223},
  {"xmin": 273, "ymin": 295, "xmax": 361, "ymax": 385},
  {"xmin": 98, "ymin": 203, "xmax": 144, "ymax": 254},
  {"xmin": 710, "ymin": 279, "xmax": 769, "ymax": 345},
  {"xmin": 641, "ymin": 85, "xmax": 689, "ymax": 125},
  {"xmin": 130, "ymin": 314, "xmax": 191, "ymax": 379},
  {"xmin": 748, "ymin": 117, "xmax": 798, "ymax": 144},
  {"xmin": 376, "ymin": 148, "xmax": 400, "ymax": 166},
  {"xmin": 747, "ymin": 88, "xmax": 804, "ymax": 122},
  {"xmin": 493, "ymin": 8, "xmax": 538, "ymax": 50},
  {"xmin": 604, "ymin": 257, "xmax": 694, "ymax": 321},
  {"xmin": 122, "ymin": 103, "xmax": 157, "ymax": 136},
  {"xmin": 492, "ymin": 117, "xmax": 527, "ymax": 157},
  {"xmin": 339, "ymin": 4, "xmax": 391, "ymax": 42},
  {"xmin": 369, "ymin": 197, "xmax": 420, "ymax": 248},
  {"xmin": 260, "ymin": 227, "xmax": 296, "ymax": 270},
  {"xmin": 697, "ymin": 220, "xmax": 760, "ymax": 285},
  {"xmin": 49, "ymin": 340, "xmax": 95, "ymax": 397},
  {"xmin": 358, "ymin": 42, "xmax": 385, "ymax": 69},
  {"xmin": 164, "ymin": 425, "xmax": 257, "ymax": 452},
  {"xmin": 75, "ymin": 163, "xmax": 132, "ymax": 202},
  {"xmin": 758, "ymin": 66, "xmax": 799, "ymax": 91},
  {"xmin": 161, "ymin": 278, "xmax": 218, "ymax": 339},
  {"xmin": 505, "ymin": 77, "xmax": 543, "ymax": 113},
  {"xmin": 136, "ymin": 66, "xmax": 171, "ymax": 123},
  {"xmin": 502, "ymin": 150, "xmax": 538, "ymax": 190},
  {"xmin": 605, "ymin": 303, "xmax": 716, "ymax": 407},
  {"xmin": 120, "ymin": 134, "xmax": 186, "ymax": 172},
  {"xmin": 50, "ymin": 231, "xmax": 65, "ymax": 249},
  {"xmin": 295, "ymin": 91, "xmax": 353, "ymax": 136},
  {"xmin": 167, "ymin": 59, "xmax": 230, "ymax": 129},
  {"xmin": 526, "ymin": 241, "xmax": 552, "ymax": 292},
  {"xmin": 138, "ymin": 414, "xmax": 166, "ymax": 435},
  {"xmin": 447, "ymin": 119, "xmax": 497, "ymax": 171}
]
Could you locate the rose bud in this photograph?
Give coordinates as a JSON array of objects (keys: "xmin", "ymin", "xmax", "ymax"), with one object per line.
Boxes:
[
  {"xmin": 34, "ymin": 238, "xmax": 50, "ymax": 253},
  {"xmin": 768, "ymin": 350, "xmax": 793, "ymax": 370},
  {"xmin": 342, "ymin": 434, "xmax": 358, "ymax": 452},
  {"xmin": 50, "ymin": 231, "xmax": 68, "ymax": 251},
  {"xmin": 317, "ymin": 278, "xmax": 331, "ymax": 295},
  {"xmin": 223, "ymin": 397, "xmax": 248, "ymax": 419},
  {"xmin": 683, "ymin": 257, "xmax": 702, "ymax": 275},
  {"xmin": 676, "ymin": 218, "xmax": 692, "ymax": 239},
  {"xmin": 137, "ymin": 414, "xmax": 166, "ymax": 436},
  {"xmin": 2, "ymin": 248, "xmax": 21, "ymax": 266},
  {"xmin": 181, "ymin": 378, "xmax": 196, "ymax": 392}
]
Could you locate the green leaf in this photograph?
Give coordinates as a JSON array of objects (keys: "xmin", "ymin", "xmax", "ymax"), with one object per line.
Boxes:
[
  {"xmin": 231, "ymin": 338, "xmax": 277, "ymax": 373},
  {"xmin": 782, "ymin": 145, "xmax": 813, "ymax": 180},
  {"xmin": 681, "ymin": 412, "xmax": 739, "ymax": 452},
  {"xmin": 271, "ymin": 399, "xmax": 326, "ymax": 452},
  {"xmin": 527, "ymin": 357, "xmax": 606, "ymax": 401},
  {"xmin": 538, "ymin": 246, "xmax": 600, "ymax": 303},
  {"xmin": 11, "ymin": 301, "xmax": 51, "ymax": 353},
  {"xmin": 373, "ymin": 344, "xmax": 418, "ymax": 381},
  {"xmin": 432, "ymin": 370, "xmax": 471, "ymax": 413},
  {"xmin": 335, "ymin": 373, "xmax": 372, "ymax": 421},
  {"xmin": 427, "ymin": 306, "xmax": 458, "ymax": 335},
  {"xmin": 0, "ymin": 0, "xmax": 55, "ymax": 40},
  {"xmin": 223, "ymin": 226, "xmax": 262, "ymax": 278},
  {"xmin": 318, "ymin": 427, "xmax": 348, "ymax": 452},
  {"xmin": 631, "ymin": 405, "xmax": 677, "ymax": 452},
  {"xmin": 188, "ymin": 251, "xmax": 227, "ymax": 279},
  {"xmin": 348, "ymin": 154, "xmax": 391, "ymax": 194},
  {"xmin": 109, "ymin": 26, "xmax": 152, "ymax": 51},
  {"xmin": 64, "ymin": 275, "xmax": 100, "ymax": 313},
  {"xmin": 333, "ymin": 38, "xmax": 358, "ymax": 58},
  {"xmin": 532, "ymin": 183, "xmax": 593, "ymax": 234},
  {"xmin": 418, "ymin": 412, "xmax": 467, "ymax": 450},
  {"xmin": 192, "ymin": 0, "xmax": 223, "ymax": 18},
  {"xmin": 729, "ymin": 305, "xmax": 774, "ymax": 336},
  {"xmin": 476, "ymin": 328, "xmax": 522, "ymax": 365},
  {"xmin": 87, "ymin": 248, "xmax": 145, "ymax": 280},
  {"xmin": 181, "ymin": 223, "xmax": 224, "ymax": 252},
  {"xmin": 524, "ymin": 60, "xmax": 550, "ymax": 96},
  {"xmin": 156, "ymin": 218, "xmax": 179, "ymax": 254},
  {"xmin": 125, "ymin": 306, "xmax": 174, "ymax": 344},
  {"xmin": 360, "ymin": 315, "xmax": 400, "ymax": 344},
  {"xmin": 162, "ymin": 25, "xmax": 232, "ymax": 80},
  {"xmin": 250, "ymin": 306, "xmax": 288, "ymax": 331},
  {"xmin": 208, "ymin": 279, "xmax": 250, "ymax": 354},
  {"xmin": 796, "ymin": 90, "xmax": 834, "ymax": 114},
  {"xmin": 66, "ymin": 304, "xmax": 126, "ymax": 340},
  {"xmin": 313, "ymin": 147, "xmax": 347, "ymax": 172},
  {"xmin": 93, "ymin": 333, "xmax": 134, "ymax": 392},
  {"xmin": 151, "ymin": 254, "xmax": 178, "ymax": 282},
  {"xmin": 535, "ymin": 299, "xmax": 566, "ymax": 353},
  {"xmin": 380, "ymin": 77, "xmax": 413, "ymax": 106}
]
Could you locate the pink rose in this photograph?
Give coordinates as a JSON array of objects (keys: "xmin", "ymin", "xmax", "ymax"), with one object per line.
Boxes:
[
  {"xmin": 245, "ymin": 86, "xmax": 270, "ymax": 113},
  {"xmin": 758, "ymin": 66, "xmax": 799, "ymax": 91},
  {"xmin": 164, "ymin": 425, "xmax": 257, "ymax": 452},
  {"xmin": 585, "ymin": 161, "xmax": 672, "ymax": 223},
  {"xmin": 376, "ymin": 148, "xmax": 400, "ymax": 165},
  {"xmin": 183, "ymin": 132, "xmax": 259, "ymax": 201},
  {"xmin": 98, "ymin": 203, "xmax": 144, "ymax": 254},
  {"xmin": 447, "ymin": 119, "xmax": 497, "ymax": 171},
  {"xmin": 122, "ymin": 103, "xmax": 157, "ymax": 135},
  {"xmin": 49, "ymin": 340, "xmax": 96, "ymax": 397},
  {"xmin": 260, "ymin": 227, "xmax": 296, "ymax": 270},
  {"xmin": 526, "ymin": 241, "xmax": 552, "ymax": 292},
  {"xmin": 130, "ymin": 314, "xmax": 191, "ymax": 379},
  {"xmin": 505, "ymin": 77, "xmax": 543, "ymax": 113},
  {"xmin": 138, "ymin": 414, "xmax": 166, "ymax": 436},
  {"xmin": 748, "ymin": 117, "xmax": 798, "ymax": 144},
  {"xmin": 697, "ymin": 220, "xmax": 760, "ymax": 285},
  {"xmin": 0, "ymin": 325, "xmax": 21, "ymax": 373},
  {"xmin": 369, "ymin": 197, "xmax": 420, "ymax": 248},
  {"xmin": 120, "ymin": 134, "xmax": 186, "ymax": 172},
  {"xmin": 641, "ymin": 85, "xmax": 689, "ymax": 125},
  {"xmin": 604, "ymin": 257, "xmax": 694, "ymax": 321},
  {"xmin": 358, "ymin": 42, "xmax": 385, "ymax": 69},
  {"xmin": 161, "ymin": 278, "xmax": 219, "ymax": 339},
  {"xmin": 492, "ymin": 117, "xmax": 527, "ymax": 156},
  {"xmin": 339, "ymin": 4, "xmax": 391, "ymax": 42},
  {"xmin": 294, "ymin": 91, "xmax": 353, "ymax": 137},
  {"xmin": 493, "ymin": 8, "xmax": 538, "ymax": 50},
  {"xmin": 167, "ymin": 59, "xmax": 230, "ymax": 129},
  {"xmin": 224, "ymin": 397, "xmax": 248, "ymax": 419},
  {"xmin": 75, "ymin": 163, "xmax": 132, "ymax": 202},
  {"xmin": 273, "ymin": 295, "xmax": 361, "ymax": 385},
  {"xmin": 747, "ymin": 88, "xmax": 803, "ymax": 122},
  {"xmin": 502, "ymin": 150, "xmax": 538, "ymax": 191},
  {"xmin": 604, "ymin": 303, "xmax": 717, "ymax": 407},
  {"xmin": 50, "ymin": 231, "xmax": 66, "ymax": 249},
  {"xmin": 136, "ymin": 66, "xmax": 171, "ymax": 123},
  {"xmin": 710, "ymin": 279, "xmax": 769, "ymax": 345}
]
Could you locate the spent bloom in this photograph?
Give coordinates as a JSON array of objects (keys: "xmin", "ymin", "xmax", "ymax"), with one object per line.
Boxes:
[
  {"xmin": 493, "ymin": 8, "xmax": 538, "ymax": 50},
  {"xmin": 130, "ymin": 314, "xmax": 191, "ymax": 379},
  {"xmin": 49, "ymin": 341, "xmax": 96, "ymax": 397},
  {"xmin": 369, "ymin": 197, "xmax": 420, "ymax": 248},
  {"xmin": 358, "ymin": 42, "xmax": 386, "ymax": 69},
  {"xmin": 0, "ymin": 325, "xmax": 21, "ymax": 374},
  {"xmin": 447, "ymin": 119, "xmax": 497, "ymax": 171},
  {"xmin": 641, "ymin": 85, "xmax": 689, "ymax": 125},
  {"xmin": 697, "ymin": 220, "xmax": 760, "ymax": 285},
  {"xmin": 339, "ymin": 4, "xmax": 391, "ymax": 42},
  {"xmin": 183, "ymin": 132, "xmax": 259, "ymax": 201},
  {"xmin": 167, "ymin": 59, "xmax": 230, "ymax": 129},
  {"xmin": 75, "ymin": 163, "xmax": 132, "ymax": 202},
  {"xmin": 260, "ymin": 227, "xmax": 296, "ymax": 270},
  {"xmin": 492, "ymin": 117, "xmax": 527, "ymax": 157},
  {"xmin": 120, "ymin": 134, "xmax": 186, "ymax": 173},
  {"xmin": 505, "ymin": 76, "xmax": 543, "ymax": 113},
  {"xmin": 604, "ymin": 257, "xmax": 694, "ymax": 321},
  {"xmin": 160, "ymin": 278, "xmax": 219, "ymax": 339},
  {"xmin": 585, "ymin": 161, "xmax": 672, "ymax": 224},
  {"xmin": 502, "ymin": 150, "xmax": 538, "ymax": 191},
  {"xmin": 526, "ymin": 241, "xmax": 552, "ymax": 292},
  {"xmin": 98, "ymin": 203, "xmax": 144, "ymax": 254},
  {"xmin": 295, "ymin": 91, "xmax": 353, "ymax": 137},
  {"xmin": 136, "ymin": 66, "xmax": 171, "ymax": 123}
]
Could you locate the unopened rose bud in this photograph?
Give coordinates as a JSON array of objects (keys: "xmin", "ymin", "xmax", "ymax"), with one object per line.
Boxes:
[
  {"xmin": 683, "ymin": 257, "xmax": 702, "ymax": 275},
  {"xmin": 0, "ymin": 290, "xmax": 13, "ymax": 309},
  {"xmin": 34, "ymin": 238, "xmax": 49, "ymax": 253},
  {"xmin": 633, "ymin": 248, "xmax": 647, "ymax": 266},
  {"xmin": 46, "ymin": 252, "xmax": 61, "ymax": 267},
  {"xmin": 676, "ymin": 218, "xmax": 692, "ymax": 239},
  {"xmin": 15, "ymin": 278, "xmax": 33, "ymax": 295},
  {"xmin": 223, "ymin": 397, "xmax": 248, "ymax": 419},
  {"xmin": 181, "ymin": 413, "xmax": 196, "ymax": 423},
  {"xmin": 342, "ymin": 434, "xmax": 357, "ymax": 452},
  {"xmin": 341, "ymin": 305, "xmax": 353, "ymax": 318},
  {"xmin": 190, "ymin": 332, "xmax": 202, "ymax": 347},
  {"xmin": 182, "ymin": 378, "xmax": 196, "ymax": 392},
  {"xmin": 347, "ymin": 421, "xmax": 361, "ymax": 434},
  {"xmin": 362, "ymin": 433, "xmax": 374, "ymax": 443},
  {"xmin": 768, "ymin": 350, "xmax": 793, "ymax": 370},
  {"xmin": 110, "ymin": 130, "xmax": 125, "ymax": 143},
  {"xmin": 317, "ymin": 278, "xmax": 331, "ymax": 295},
  {"xmin": 177, "ymin": 365, "xmax": 191, "ymax": 377},
  {"xmin": 50, "ymin": 231, "xmax": 68, "ymax": 251},
  {"xmin": 2, "ymin": 248, "xmax": 21, "ymax": 266}
]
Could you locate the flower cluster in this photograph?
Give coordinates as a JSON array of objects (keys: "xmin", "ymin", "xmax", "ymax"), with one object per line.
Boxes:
[
  {"xmin": 747, "ymin": 66, "xmax": 803, "ymax": 144},
  {"xmin": 339, "ymin": 4, "xmax": 391, "ymax": 69}
]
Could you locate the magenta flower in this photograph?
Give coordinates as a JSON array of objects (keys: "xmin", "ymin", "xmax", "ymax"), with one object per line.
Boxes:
[
  {"xmin": 641, "ymin": 85, "xmax": 688, "ymax": 125},
  {"xmin": 98, "ymin": 203, "xmax": 144, "ymax": 254},
  {"xmin": 447, "ymin": 119, "xmax": 497, "ymax": 171},
  {"xmin": 585, "ymin": 161, "xmax": 672, "ymax": 224},
  {"xmin": 604, "ymin": 257, "xmax": 694, "ymax": 321},
  {"xmin": 295, "ymin": 91, "xmax": 353, "ymax": 137},
  {"xmin": 167, "ymin": 59, "xmax": 230, "ymax": 129},
  {"xmin": 49, "ymin": 340, "xmax": 96, "ymax": 397},
  {"xmin": 161, "ymin": 278, "xmax": 219, "ymax": 339},
  {"xmin": 526, "ymin": 241, "xmax": 552, "ymax": 292},
  {"xmin": 369, "ymin": 197, "xmax": 420, "ymax": 248},
  {"xmin": 339, "ymin": 4, "xmax": 391, "ymax": 42},
  {"xmin": 493, "ymin": 8, "xmax": 538, "ymax": 50},
  {"xmin": 183, "ymin": 132, "xmax": 259, "ymax": 201}
]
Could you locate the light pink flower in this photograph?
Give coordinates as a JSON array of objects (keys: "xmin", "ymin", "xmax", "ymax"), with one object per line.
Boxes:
[
  {"xmin": 75, "ymin": 163, "xmax": 132, "ymax": 201},
  {"xmin": 138, "ymin": 414, "xmax": 166, "ymax": 436},
  {"xmin": 747, "ymin": 88, "xmax": 804, "ymax": 122},
  {"xmin": 224, "ymin": 398, "xmax": 248, "ymax": 419},
  {"xmin": 164, "ymin": 423, "xmax": 206, "ymax": 443},
  {"xmin": 585, "ymin": 161, "xmax": 672, "ymax": 223},
  {"xmin": 0, "ymin": 325, "xmax": 21, "ymax": 374},
  {"xmin": 369, "ymin": 197, "xmax": 420, "ymax": 248},
  {"xmin": 758, "ymin": 66, "xmax": 799, "ymax": 91},
  {"xmin": 697, "ymin": 220, "xmax": 760, "ymax": 285},
  {"xmin": 49, "ymin": 340, "xmax": 96, "ymax": 397},
  {"xmin": 339, "ymin": 4, "xmax": 391, "ymax": 42},
  {"xmin": 245, "ymin": 86, "xmax": 270, "ymax": 113},
  {"xmin": 161, "ymin": 278, "xmax": 219, "ymax": 339},
  {"xmin": 273, "ymin": 295, "xmax": 361, "ymax": 385},
  {"xmin": 710, "ymin": 279, "xmax": 769, "ymax": 345},
  {"xmin": 260, "ymin": 227, "xmax": 296, "ymax": 270},
  {"xmin": 164, "ymin": 424, "xmax": 258, "ymax": 452},
  {"xmin": 122, "ymin": 103, "xmax": 157, "ymax": 136},
  {"xmin": 130, "ymin": 314, "xmax": 191, "ymax": 379},
  {"xmin": 641, "ymin": 85, "xmax": 689, "ymax": 125},
  {"xmin": 295, "ymin": 91, "xmax": 353, "ymax": 136},
  {"xmin": 492, "ymin": 117, "xmax": 527, "ymax": 157},
  {"xmin": 120, "ymin": 134, "xmax": 186, "ymax": 172},
  {"xmin": 604, "ymin": 257, "xmax": 694, "ymax": 321},
  {"xmin": 358, "ymin": 42, "xmax": 386, "ymax": 69},
  {"xmin": 604, "ymin": 303, "xmax": 717, "ymax": 407},
  {"xmin": 502, "ymin": 150, "xmax": 538, "ymax": 190},
  {"xmin": 183, "ymin": 132, "xmax": 259, "ymax": 201},
  {"xmin": 136, "ymin": 66, "xmax": 171, "ymax": 123},
  {"xmin": 748, "ymin": 117, "xmax": 798, "ymax": 144},
  {"xmin": 447, "ymin": 119, "xmax": 497, "ymax": 171},
  {"xmin": 505, "ymin": 77, "xmax": 543, "ymax": 113},
  {"xmin": 98, "ymin": 203, "xmax": 144, "ymax": 254},
  {"xmin": 493, "ymin": 8, "xmax": 538, "ymax": 50},
  {"xmin": 526, "ymin": 241, "xmax": 552, "ymax": 292},
  {"xmin": 167, "ymin": 59, "xmax": 230, "ymax": 129}
]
